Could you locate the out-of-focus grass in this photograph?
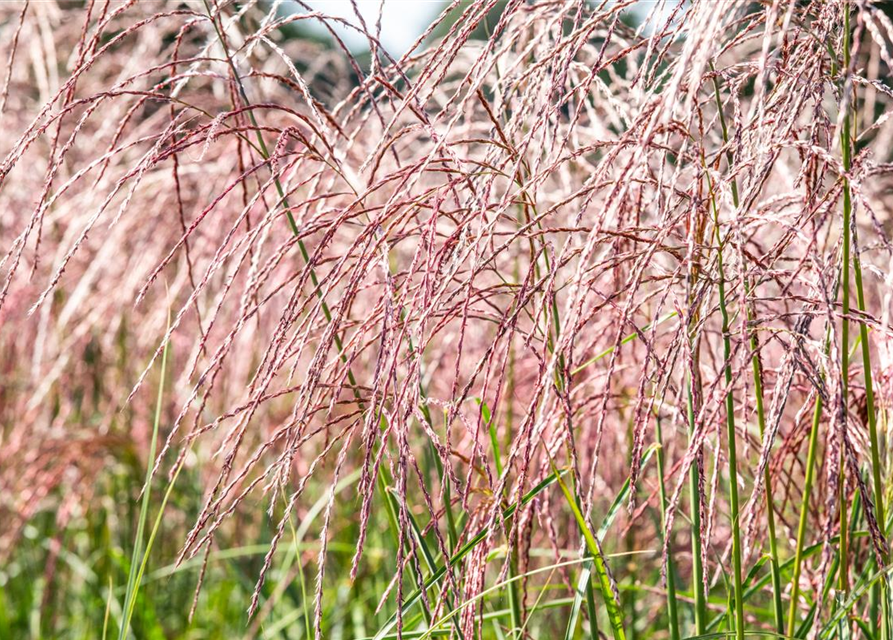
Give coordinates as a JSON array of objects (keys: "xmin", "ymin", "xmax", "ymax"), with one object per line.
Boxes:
[
  {"xmin": 1, "ymin": 453, "xmax": 591, "ymax": 638},
  {"xmin": 2, "ymin": 460, "xmax": 372, "ymax": 639}
]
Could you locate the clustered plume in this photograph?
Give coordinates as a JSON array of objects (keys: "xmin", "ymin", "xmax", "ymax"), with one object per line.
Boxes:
[{"xmin": 2, "ymin": 0, "xmax": 893, "ymax": 638}]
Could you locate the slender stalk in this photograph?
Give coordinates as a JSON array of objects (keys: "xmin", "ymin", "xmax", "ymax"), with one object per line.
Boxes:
[
  {"xmin": 548, "ymin": 454, "xmax": 627, "ymax": 640},
  {"xmin": 200, "ymin": 7, "xmax": 459, "ymax": 629},
  {"xmin": 786, "ymin": 276, "xmax": 848, "ymax": 635},
  {"xmin": 119, "ymin": 318, "xmax": 170, "ymax": 640},
  {"xmin": 788, "ymin": 396, "xmax": 824, "ymax": 638},
  {"xmin": 705, "ymin": 173, "xmax": 745, "ymax": 640},
  {"xmin": 685, "ymin": 378, "xmax": 707, "ymax": 634},
  {"xmin": 482, "ymin": 398, "xmax": 523, "ymax": 639},
  {"xmin": 841, "ymin": 6, "xmax": 888, "ymax": 637},
  {"xmin": 787, "ymin": 9, "xmax": 878, "ymax": 633},
  {"xmin": 585, "ymin": 573, "xmax": 602, "ymax": 640},
  {"xmin": 199, "ymin": 0, "xmax": 363, "ymax": 405},
  {"xmin": 372, "ymin": 473, "xmax": 563, "ymax": 640},
  {"xmin": 684, "ymin": 172, "xmax": 708, "ymax": 636},
  {"xmin": 749, "ymin": 325, "xmax": 785, "ymax": 633},
  {"xmin": 655, "ymin": 414, "xmax": 681, "ymax": 640},
  {"xmin": 840, "ymin": 11, "xmax": 853, "ymax": 589},
  {"xmin": 710, "ymin": 64, "xmax": 785, "ymax": 635}
]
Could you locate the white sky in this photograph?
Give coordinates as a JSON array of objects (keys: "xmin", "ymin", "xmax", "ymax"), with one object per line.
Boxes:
[
  {"xmin": 294, "ymin": 1, "xmax": 671, "ymax": 56},
  {"xmin": 298, "ymin": 1, "xmax": 442, "ymax": 57}
]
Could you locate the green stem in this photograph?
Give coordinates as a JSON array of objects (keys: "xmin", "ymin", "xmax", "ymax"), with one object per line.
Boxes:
[
  {"xmin": 548, "ymin": 455, "xmax": 627, "ymax": 640},
  {"xmin": 585, "ymin": 571, "xmax": 602, "ymax": 640},
  {"xmin": 710, "ymin": 64, "xmax": 784, "ymax": 635},
  {"xmin": 686, "ymin": 377, "xmax": 707, "ymax": 634},
  {"xmin": 788, "ymin": 396, "xmax": 824, "ymax": 638},
  {"xmin": 750, "ymin": 327, "xmax": 786, "ymax": 635},
  {"xmin": 705, "ymin": 173, "xmax": 745, "ymax": 640},
  {"xmin": 656, "ymin": 414, "xmax": 681, "ymax": 640},
  {"xmin": 840, "ymin": 19, "xmax": 853, "ymax": 594},
  {"xmin": 200, "ymin": 0, "xmax": 362, "ymax": 404},
  {"xmin": 841, "ymin": 6, "xmax": 888, "ymax": 637}
]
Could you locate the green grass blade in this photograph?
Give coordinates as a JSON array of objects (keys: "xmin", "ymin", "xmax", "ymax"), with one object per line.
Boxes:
[
  {"xmin": 563, "ymin": 444, "xmax": 658, "ymax": 640},
  {"xmin": 564, "ymin": 561, "xmax": 594, "ymax": 640},
  {"xmin": 547, "ymin": 454, "xmax": 626, "ymax": 640},
  {"xmin": 118, "ymin": 320, "xmax": 170, "ymax": 640}
]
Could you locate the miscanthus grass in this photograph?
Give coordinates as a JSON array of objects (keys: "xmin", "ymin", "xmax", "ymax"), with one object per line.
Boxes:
[{"xmin": 2, "ymin": 1, "xmax": 893, "ymax": 639}]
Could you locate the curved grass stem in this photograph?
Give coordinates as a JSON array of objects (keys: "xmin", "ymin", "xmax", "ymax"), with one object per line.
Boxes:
[
  {"xmin": 840, "ymin": 6, "xmax": 888, "ymax": 637},
  {"xmin": 710, "ymin": 62, "xmax": 783, "ymax": 635},
  {"xmin": 704, "ymin": 169, "xmax": 745, "ymax": 640}
]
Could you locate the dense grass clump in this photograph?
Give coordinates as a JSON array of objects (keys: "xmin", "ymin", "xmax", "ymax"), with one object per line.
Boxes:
[{"xmin": 2, "ymin": 0, "xmax": 893, "ymax": 638}]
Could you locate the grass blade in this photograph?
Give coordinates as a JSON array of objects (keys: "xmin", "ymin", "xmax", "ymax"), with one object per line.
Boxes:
[
  {"xmin": 118, "ymin": 318, "xmax": 170, "ymax": 640},
  {"xmin": 547, "ymin": 454, "xmax": 627, "ymax": 640}
]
